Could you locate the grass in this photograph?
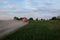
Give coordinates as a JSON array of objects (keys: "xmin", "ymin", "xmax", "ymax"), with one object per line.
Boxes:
[{"xmin": 1, "ymin": 20, "xmax": 60, "ymax": 40}]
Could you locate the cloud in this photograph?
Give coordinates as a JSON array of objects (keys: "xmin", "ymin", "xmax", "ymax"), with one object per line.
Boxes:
[
  {"xmin": 0, "ymin": 0, "xmax": 20, "ymax": 11},
  {"xmin": 0, "ymin": 0, "xmax": 60, "ymax": 20}
]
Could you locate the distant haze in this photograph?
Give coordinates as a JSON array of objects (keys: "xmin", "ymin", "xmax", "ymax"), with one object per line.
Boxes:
[{"xmin": 0, "ymin": 0, "xmax": 60, "ymax": 20}]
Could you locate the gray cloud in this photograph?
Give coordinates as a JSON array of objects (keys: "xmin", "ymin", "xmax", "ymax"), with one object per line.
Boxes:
[{"xmin": 0, "ymin": 0, "xmax": 60, "ymax": 20}]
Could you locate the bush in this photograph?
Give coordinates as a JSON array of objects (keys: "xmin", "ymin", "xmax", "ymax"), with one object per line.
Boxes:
[
  {"xmin": 29, "ymin": 18, "xmax": 34, "ymax": 21},
  {"xmin": 36, "ymin": 18, "xmax": 38, "ymax": 21},
  {"xmin": 51, "ymin": 17, "xmax": 57, "ymax": 20},
  {"xmin": 14, "ymin": 16, "xmax": 20, "ymax": 20}
]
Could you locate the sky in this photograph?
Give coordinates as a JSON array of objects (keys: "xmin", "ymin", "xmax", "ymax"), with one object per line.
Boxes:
[{"xmin": 0, "ymin": 0, "xmax": 60, "ymax": 20}]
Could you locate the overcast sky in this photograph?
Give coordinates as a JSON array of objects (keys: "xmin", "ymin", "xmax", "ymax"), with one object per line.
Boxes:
[{"xmin": 0, "ymin": 0, "xmax": 60, "ymax": 20}]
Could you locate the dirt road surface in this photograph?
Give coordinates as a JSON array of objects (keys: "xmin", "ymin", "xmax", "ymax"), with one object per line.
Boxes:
[{"xmin": 0, "ymin": 20, "xmax": 28, "ymax": 38}]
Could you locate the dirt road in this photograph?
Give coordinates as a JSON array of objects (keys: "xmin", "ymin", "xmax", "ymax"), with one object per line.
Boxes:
[{"xmin": 0, "ymin": 20, "xmax": 28, "ymax": 38}]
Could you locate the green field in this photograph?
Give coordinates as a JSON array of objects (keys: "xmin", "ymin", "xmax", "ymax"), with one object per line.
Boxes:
[{"xmin": 1, "ymin": 20, "xmax": 60, "ymax": 40}]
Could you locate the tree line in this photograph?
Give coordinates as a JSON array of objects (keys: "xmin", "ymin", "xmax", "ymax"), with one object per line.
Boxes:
[{"xmin": 14, "ymin": 16, "xmax": 60, "ymax": 21}]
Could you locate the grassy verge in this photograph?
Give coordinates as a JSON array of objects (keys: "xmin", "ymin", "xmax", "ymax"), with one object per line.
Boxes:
[{"xmin": 1, "ymin": 20, "xmax": 60, "ymax": 40}]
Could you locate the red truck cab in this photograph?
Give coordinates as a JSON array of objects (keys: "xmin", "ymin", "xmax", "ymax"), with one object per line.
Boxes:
[{"xmin": 22, "ymin": 17, "xmax": 28, "ymax": 22}]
